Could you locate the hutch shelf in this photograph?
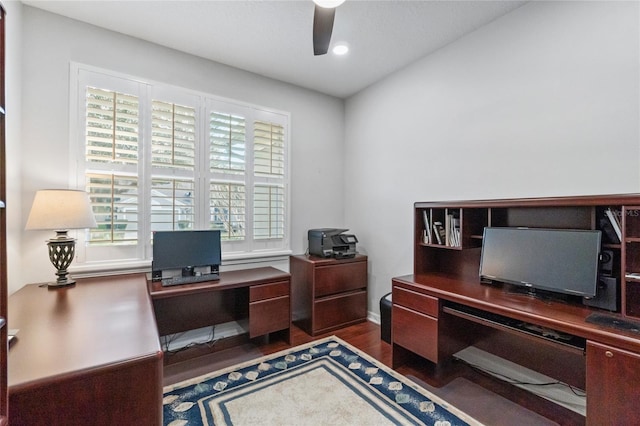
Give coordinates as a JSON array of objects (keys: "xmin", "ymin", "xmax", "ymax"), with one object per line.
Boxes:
[{"xmin": 414, "ymin": 194, "xmax": 640, "ymax": 319}]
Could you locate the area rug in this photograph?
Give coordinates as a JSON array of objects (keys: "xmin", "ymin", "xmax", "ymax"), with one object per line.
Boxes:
[{"xmin": 163, "ymin": 336, "xmax": 483, "ymax": 426}]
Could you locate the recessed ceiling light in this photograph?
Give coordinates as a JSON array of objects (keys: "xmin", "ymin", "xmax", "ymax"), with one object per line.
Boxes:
[
  {"xmin": 332, "ymin": 43, "xmax": 349, "ymax": 56},
  {"xmin": 313, "ymin": 0, "xmax": 346, "ymax": 8}
]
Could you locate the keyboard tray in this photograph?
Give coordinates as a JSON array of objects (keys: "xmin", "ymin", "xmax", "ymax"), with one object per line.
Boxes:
[{"xmin": 444, "ymin": 302, "xmax": 586, "ymax": 351}]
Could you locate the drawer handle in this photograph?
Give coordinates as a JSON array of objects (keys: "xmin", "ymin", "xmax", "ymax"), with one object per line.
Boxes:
[{"xmin": 605, "ymin": 350, "xmax": 614, "ymax": 358}]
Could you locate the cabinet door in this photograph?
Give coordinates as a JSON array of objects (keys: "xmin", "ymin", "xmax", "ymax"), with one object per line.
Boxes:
[{"xmin": 586, "ymin": 341, "xmax": 640, "ymax": 425}]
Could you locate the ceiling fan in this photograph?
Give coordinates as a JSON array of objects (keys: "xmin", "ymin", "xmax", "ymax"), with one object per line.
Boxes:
[{"xmin": 312, "ymin": 0, "xmax": 345, "ymax": 56}]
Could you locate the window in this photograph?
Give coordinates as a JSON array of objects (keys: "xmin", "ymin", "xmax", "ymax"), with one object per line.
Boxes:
[{"xmin": 71, "ymin": 65, "xmax": 290, "ymax": 268}]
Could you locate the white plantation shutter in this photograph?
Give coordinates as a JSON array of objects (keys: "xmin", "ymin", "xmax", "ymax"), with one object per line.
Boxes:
[
  {"xmin": 74, "ymin": 65, "xmax": 289, "ymax": 266},
  {"xmin": 254, "ymin": 184, "xmax": 284, "ymax": 239},
  {"xmin": 84, "ymin": 85, "xmax": 140, "ymax": 245},
  {"xmin": 85, "ymin": 87, "xmax": 139, "ymax": 165},
  {"xmin": 150, "ymin": 178, "xmax": 195, "ymax": 231},
  {"xmin": 253, "ymin": 121, "xmax": 285, "ymax": 240},
  {"xmin": 254, "ymin": 121, "xmax": 284, "ymax": 176},
  {"xmin": 210, "ymin": 112, "xmax": 246, "ymax": 174},
  {"xmin": 150, "ymin": 100, "xmax": 197, "ymax": 233},
  {"xmin": 210, "ymin": 183, "xmax": 245, "ymax": 240},
  {"xmin": 152, "ymin": 101, "xmax": 196, "ymax": 170},
  {"xmin": 86, "ymin": 173, "xmax": 138, "ymax": 245},
  {"xmin": 208, "ymin": 109, "xmax": 248, "ymax": 243}
]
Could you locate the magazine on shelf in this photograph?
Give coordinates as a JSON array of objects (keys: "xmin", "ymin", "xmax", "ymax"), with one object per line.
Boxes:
[
  {"xmin": 422, "ymin": 210, "xmax": 432, "ymax": 244},
  {"xmin": 445, "ymin": 212, "xmax": 461, "ymax": 247},
  {"xmin": 605, "ymin": 208, "xmax": 622, "ymax": 242},
  {"xmin": 433, "ymin": 221, "xmax": 446, "ymax": 245},
  {"xmin": 445, "ymin": 214, "xmax": 450, "ymax": 246},
  {"xmin": 451, "ymin": 215, "xmax": 461, "ymax": 246}
]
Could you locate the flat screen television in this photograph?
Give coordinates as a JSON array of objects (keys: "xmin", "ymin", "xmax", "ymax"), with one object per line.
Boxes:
[
  {"xmin": 479, "ymin": 227, "xmax": 601, "ymax": 298},
  {"xmin": 151, "ymin": 230, "xmax": 221, "ymax": 280}
]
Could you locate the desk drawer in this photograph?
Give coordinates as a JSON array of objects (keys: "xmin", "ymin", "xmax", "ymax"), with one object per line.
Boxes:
[
  {"xmin": 249, "ymin": 295, "xmax": 290, "ymax": 337},
  {"xmin": 393, "ymin": 304, "xmax": 439, "ymax": 363},
  {"xmin": 393, "ymin": 286, "xmax": 439, "ymax": 318},
  {"xmin": 315, "ymin": 261, "xmax": 367, "ymax": 297},
  {"xmin": 313, "ymin": 290, "xmax": 367, "ymax": 333},
  {"xmin": 250, "ymin": 280, "xmax": 289, "ymax": 302}
]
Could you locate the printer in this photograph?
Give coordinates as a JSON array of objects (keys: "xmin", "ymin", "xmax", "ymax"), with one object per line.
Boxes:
[{"xmin": 308, "ymin": 228, "xmax": 358, "ymax": 259}]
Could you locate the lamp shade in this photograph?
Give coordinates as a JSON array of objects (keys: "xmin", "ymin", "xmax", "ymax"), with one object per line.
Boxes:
[{"xmin": 26, "ymin": 189, "xmax": 97, "ymax": 231}]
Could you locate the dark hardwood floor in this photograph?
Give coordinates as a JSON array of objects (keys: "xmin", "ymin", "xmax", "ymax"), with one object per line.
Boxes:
[{"xmin": 163, "ymin": 321, "xmax": 584, "ymax": 426}]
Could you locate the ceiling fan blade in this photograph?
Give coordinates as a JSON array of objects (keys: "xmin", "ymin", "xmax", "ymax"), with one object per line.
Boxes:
[{"xmin": 313, "ymin": 5, "xmax": 335, "ymax": 56}]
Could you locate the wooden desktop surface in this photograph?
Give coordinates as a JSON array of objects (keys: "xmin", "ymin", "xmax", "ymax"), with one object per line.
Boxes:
[
  {"xmin": 8, "ymin": 274, "xmax": 161, "ymax": 389},
  {"xmin": 394, "ymin": 273, "xmax": 640, "ymax": 353},
  {"xmin": 7, "ymin": 274, "xmax": 163, "ymax": 425},
  {"xmin": 147, "ymin": 266, "xmax": 291, "ymax": 299}
]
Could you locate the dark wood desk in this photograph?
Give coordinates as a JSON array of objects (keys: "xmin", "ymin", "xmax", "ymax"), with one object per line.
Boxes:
[
  {"xmin": 8, "ymin": 274, "xmax": 163, "ymax": 426},
  {"xmin": 148, "ymin": 267, "xmax": 291, "ymax": 343},
  {"xmin": 392, "ymin": 273, "xmax": 640, "ymax": 425}
]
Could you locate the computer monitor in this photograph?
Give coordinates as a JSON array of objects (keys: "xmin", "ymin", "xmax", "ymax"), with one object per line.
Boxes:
[
  {"xmin": 479, "ymin": 227, "xmax": 601, "ymax": 298},
  {"xmin": 151, "ymin": 230, "xmax": 221, "ymax": 280}
]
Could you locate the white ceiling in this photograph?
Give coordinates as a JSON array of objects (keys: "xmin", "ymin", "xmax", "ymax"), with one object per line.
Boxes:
[{"xmin": 23, "ymin": 0, "xmax": 527, "ymax": 98}]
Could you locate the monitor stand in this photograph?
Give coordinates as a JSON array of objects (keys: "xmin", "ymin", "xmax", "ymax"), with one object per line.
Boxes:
[{"xmin": 506, "ymin": 285, "xmax": 569, "ymax": 304}]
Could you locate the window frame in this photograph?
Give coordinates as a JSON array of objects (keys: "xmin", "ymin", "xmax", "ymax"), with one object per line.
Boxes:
[{"xmin": 69, "ymin": 63, "xmax": 291, "ymax": 273}]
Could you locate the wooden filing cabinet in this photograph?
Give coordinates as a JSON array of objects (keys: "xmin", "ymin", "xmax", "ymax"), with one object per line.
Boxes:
[{"xmin": 290, "ymin": 254, "xmax": 368, "ymax": 336}]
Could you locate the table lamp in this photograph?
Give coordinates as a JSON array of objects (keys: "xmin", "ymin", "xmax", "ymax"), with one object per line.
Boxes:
[{"xmin": 25, "ymin": 189, "xmax": 97, "ymax": 287}]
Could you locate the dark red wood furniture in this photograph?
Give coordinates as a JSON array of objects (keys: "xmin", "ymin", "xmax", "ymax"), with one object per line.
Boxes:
[
  {"xmin": 7, "ymin": 274, "xmax": 163, "ymax": 426},
  {"xmin": 147, "ymin": 266, "xmax": 291, "ymax": 343},
  {"xmin": 392, "ymin": 195, "xmax": 640, "ymax": 425},
  {"xmin": 290, "ymin": 254, "xmax": 367, "ymax": 336},
  {"xmin": 7, "ymin": 267, "xmax": 291, "ymax": 425}
]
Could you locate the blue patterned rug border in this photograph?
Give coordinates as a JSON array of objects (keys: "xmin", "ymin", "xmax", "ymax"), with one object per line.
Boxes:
[{"xmin": 163, "ymin": 336, "xmax": 483, "ymax": 426}]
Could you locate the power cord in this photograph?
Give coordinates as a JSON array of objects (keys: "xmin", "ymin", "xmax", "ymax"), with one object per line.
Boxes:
[
  {"xmin": 457, "ymin": 358, "xmax": 586, "ymax": 399},
  {"xmin": 161, "ymin": 326, "xmax": 218, "ymax": 354}
]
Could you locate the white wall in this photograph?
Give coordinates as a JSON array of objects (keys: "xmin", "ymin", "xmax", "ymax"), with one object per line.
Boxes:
[
  {"xmin": 345, "ymin": 1, "xmax": 640, "ymax": 317},
  {"xmin": 5, "ymin": 1, "xmax": 24, "ymax": 295},
  {"xmin": 18, "ymin": 7, "xmax": 345, "ymax": 290},
  {"xmin": 14, "ymin": 2, "xmax": 640, "ymax": 319}
]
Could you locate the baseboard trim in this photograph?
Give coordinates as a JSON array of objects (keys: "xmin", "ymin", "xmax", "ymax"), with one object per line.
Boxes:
[{"xmin": 368, "ymin": 311, "xmax": 381, "ymax": 325}]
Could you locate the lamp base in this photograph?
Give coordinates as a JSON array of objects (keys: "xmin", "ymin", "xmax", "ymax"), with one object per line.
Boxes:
[
  {"xmin": 47, "ymin": 231, "xmax": 77, "ymax": 289},
  {"xmin": 47, "ymin": 278, "xmax": 76, "ymax": 288}
]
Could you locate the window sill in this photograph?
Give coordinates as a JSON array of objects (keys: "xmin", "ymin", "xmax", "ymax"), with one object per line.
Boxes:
[{"xmin": 70, "ymin": 250, "xmax": 293, "ymax": 279}]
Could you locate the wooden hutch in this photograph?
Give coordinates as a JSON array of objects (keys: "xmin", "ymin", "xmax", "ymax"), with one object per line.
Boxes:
[{"xmin": 392, "ymin": 194, "xmax": 640, "ymax": 425}]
